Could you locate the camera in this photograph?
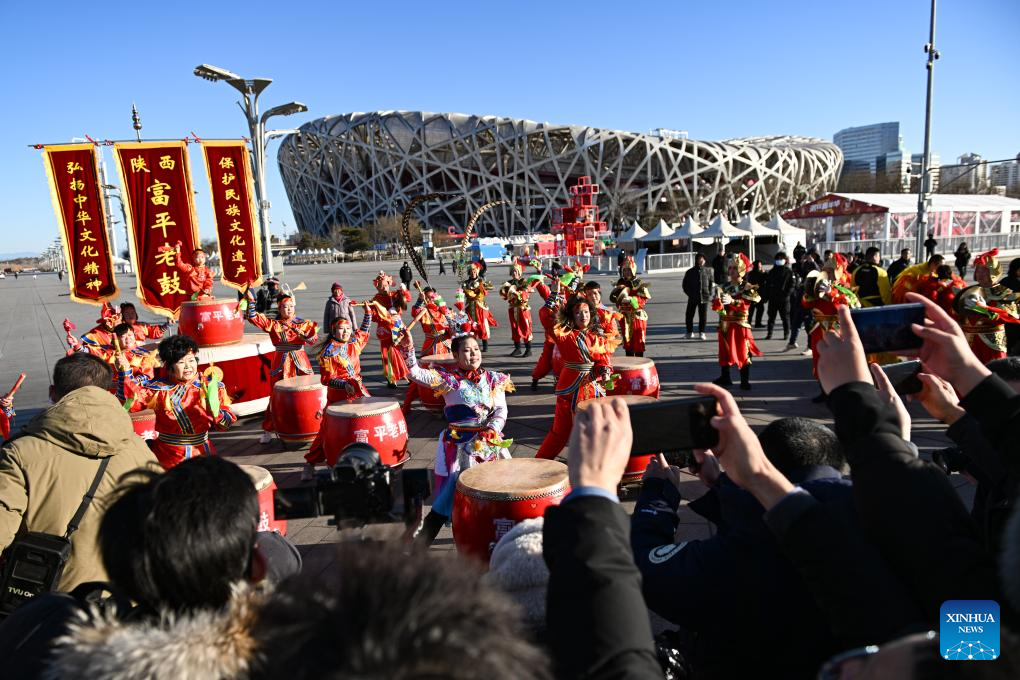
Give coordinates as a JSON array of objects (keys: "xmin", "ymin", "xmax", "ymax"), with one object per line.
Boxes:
[
  {"xmin": 274, "ymin": 442, "xmax": 431, "ymax": 530},
  {"xmin": 930, "ymin": 446, "xmax": 970, "ymax": 476}
]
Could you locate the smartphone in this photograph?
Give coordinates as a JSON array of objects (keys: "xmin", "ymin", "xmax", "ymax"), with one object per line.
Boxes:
[
  {"xmin": 880, "ymin": 360, "xmax": 923, "ymax": 396},
  {"xmin": 850, "ymin": 303, "xmax": 925, "ymax": 354},
  {"xmin": 626, "ymin": 396, "xmax": 719, "ymax": 456}
]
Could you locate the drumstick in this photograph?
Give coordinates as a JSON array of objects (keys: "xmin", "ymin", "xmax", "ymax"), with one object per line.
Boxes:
[{"xmin": 5, "ymin": 373, "xmax": 26, "ymax": 399}]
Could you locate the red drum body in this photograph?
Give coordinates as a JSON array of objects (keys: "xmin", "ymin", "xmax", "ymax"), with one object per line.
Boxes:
[
  {"xmin": 179, "ymin": 298, "xmax": 245, "ymax": 346},
  {"xmin": 552, "ymin": 344, "xmax": 564, "ymax": 377},
  {"xmin": 193, "ymin": 333, "xmax": 276, "ymax": 417},
  {"xmin": 609, "ymin": 356, "xmax": 660, "ymax": 399},
  {"xmin": 130, "ymin": 409, "xmax": 156, "ymax": 440},
  {"xmin": 453, "ymin": 458, "xmax": 569, "ymax": 563},
  {"xmin": 578, "ymin": 395, "xmax": 657, "ymax": 483},
  {"xmin": 271, "ymin": 375, "xmax": 327, "ymax": 444},
  {"xmin": 322, "ymin": 398, "xmax": 409, "ymax": 467},
  {"xmin": 242, "ymin": 464, "xmax": 287, "ymax": 535},
  {"xmin": 419, "ymin": 354, "xmax": 458, "ymax": 412}
]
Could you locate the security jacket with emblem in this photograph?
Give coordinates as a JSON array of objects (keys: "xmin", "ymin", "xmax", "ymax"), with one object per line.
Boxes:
[{"xmin": 630, "ymin": 468, "xmax": 857, "ymax": 679}]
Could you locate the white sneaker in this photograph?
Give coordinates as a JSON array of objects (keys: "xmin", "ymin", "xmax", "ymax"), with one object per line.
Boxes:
[
  {"xmin": 685, "ymin": 332, "xmax": 694, "ymax": 339},
  {"xmin": 259, "ymin": 431, "xmax": 273, "ymax": 445},
  {"xmin": 300, "ymin": 463, "xmax": 315, "ymax": 481},
  {"xmin": 800, "ymin": 348, "xmax": 812, "ymax": 356},
  {"xmin": 699, "ymin": 333, "xmax": 707, "ymax": 341}
]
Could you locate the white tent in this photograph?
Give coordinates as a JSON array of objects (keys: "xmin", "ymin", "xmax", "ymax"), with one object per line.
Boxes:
[
  {"xmin": 764, "ymin": 214, "xmax": 807, "ymax": 253},
  {"xmin": 700, "ymin": 214, "xmax": 747, "ymax": 240},
  {"xmin": 617, "ymin": 221, "xmax": 648, "ymax": 243},
  {"xmin": 736, "ymin": 214, "xmax": 768, "ymax": 259},
  {"xmin": 639, "ymin": 219, "xmax": 676, "ymax": 253}
]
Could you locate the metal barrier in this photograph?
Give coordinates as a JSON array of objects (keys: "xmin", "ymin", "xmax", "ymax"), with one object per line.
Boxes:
[
  {"xmin": 645, "ymin": 252, "xmax": 696, "ymax": 273},
  {"xmin": 816, "ymin": 233, "xmax": 1020, "ymax": 261}
]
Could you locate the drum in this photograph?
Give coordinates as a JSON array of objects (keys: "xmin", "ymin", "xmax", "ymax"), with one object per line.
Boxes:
[
  {"xmin": 551, "ymin": 344, "xmax": 564, "ymax": 377},
  {"xmin": 321, "ymin": 397, "xmax": 409, "ymax": 467},
  {"xmin": 130, "ymin": 408, "xmax": 156, "ymax": 440},
  {"xmin": 271, "ymin": 375, "xmax": 327, "ymax": 444},
  {"xmin": 453, "ymin": 458, "xmax": 569, "ymax": 562},
  {"xmin": 609, "ymin": 356, "xmax": 660, "ymax": 399},
  {"xmin": 187, "ymin": 333, "xmax": 276, "ymax": 417},
  {"xmin": 577, "ymin": 395, "xmax": 657, "ymax": 483},
  {"xmin": 241, "ymin": 464, "xmax": 287, "ymax": 535},
  {"xmin": 418, "ymin": 354, "xmax": 458, "ymax": 412},
  {"xmin": 179, "ymin": 298, "xmax": 245, "ymax": 346}
]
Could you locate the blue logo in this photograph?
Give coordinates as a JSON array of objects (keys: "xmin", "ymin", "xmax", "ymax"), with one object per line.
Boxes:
[{"xmin": 940, "ymin": 600, "xmax": 999, "ymax": 660}]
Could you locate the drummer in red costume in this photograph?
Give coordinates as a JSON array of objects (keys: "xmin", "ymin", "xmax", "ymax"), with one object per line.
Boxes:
[
  {"xmin": 402, "ymin": 287, "xmax": 453, "ymax": 414},
  {"xmin": 128, "ymin": 334, "xmax": 236, "ymax": 469},
  {"xmin": 119, "ymin": 302, "xmax": 170, "ymax": 342},
  {"xmin": 581, "ymin": 280, "xmax": 622, "ymax": 345},
  {"xmin": 955, "ymin": 248, "xmax": 1020, "ymax": 363},
  {"xmin": 172, "ymin": 241, "xmax": 214, "ymax": 300},
  {"xmin": 710, "ymin": 253, "xmax": 763, "ymax": 390},
  {"xmin": 65, "ymin": 301, "xmax": 121, "ymax": 353},
  {"xmin": 304, "ymin": 304, "xmax": 374, "ymax": 478},
  {"xmin": 530, "ymin": 273, "xmax": 578, "ymax": 390},
  {"xmin": 369, "ymin": 271, "xmax": 412, "ymax": 387},
  {"xmin": 803, "ymin": 254, "xmax": 860, "ymax": 401},
  {"xmin": 499, "ymin": 258, "xmax": 544, "ymax": 357},
  {"xmin": 245, "ymin": 288, "xmax": 319, "ymax": 444},
  {"xmin": 609, "ymin": 256, "xmax": 652, "ymax": 357},
  {"xmin": 108, "ymin": 323, "xmax": 157, "ymax": 412},
  {"xmin": 462, "ymin": 262, "xmax": 497, "ymax": 352},
  {"xmin": 535, "ymin": 284, "xmax": 616, "ymax": 460}
]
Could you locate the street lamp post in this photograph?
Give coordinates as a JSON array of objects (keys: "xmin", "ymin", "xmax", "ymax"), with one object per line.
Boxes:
[
  {"xmin": 915, "ymin": 0, "xmax": 940, "ymax": 258},
  {"xmin": 193, "ymin": 64, "xmax": 307, "ymax": 280}
]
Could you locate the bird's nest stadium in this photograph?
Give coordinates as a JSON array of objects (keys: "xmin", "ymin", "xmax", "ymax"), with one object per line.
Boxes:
[{"xmin": 277, "ymin": 111, "xmax": 842, "ymax": 237}]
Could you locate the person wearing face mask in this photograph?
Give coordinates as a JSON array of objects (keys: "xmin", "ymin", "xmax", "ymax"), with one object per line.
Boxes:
[
  {"xmin": 245, "ymin": 290, "xmax": 319, "ymax": 444},
  {"xmin": 132, "ymin": 335, "xmax": 236, "ymax": 469},
  {"xmin": 764, "ymin": 252, "xmax": 794, "ymax": 341},
  {"xmin": 535, "ymin": 285, "xmax": 616, "ymax": 459},
  {"xmin": 398, "ymin": 317, "xmax": 515, "ymax": 548}
]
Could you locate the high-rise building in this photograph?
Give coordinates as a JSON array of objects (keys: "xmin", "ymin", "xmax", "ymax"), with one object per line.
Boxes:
[
  {"xmin": 990, "ymin": 154, "xmax": 1020, "ymax": 191},
  {"xmin": 941, "ymin": 153, "xmax": 990, "ymax": 193},
  {"xmin": 833, "ymin": 122, "xmax": 911, "ymax": 191},
  {"xmin": 911, "ymin": 152, "xmax": 941, "ymax": 192}
]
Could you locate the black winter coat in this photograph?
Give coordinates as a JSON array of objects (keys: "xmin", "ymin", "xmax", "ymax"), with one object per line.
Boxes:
[{"xmin": 682, "ymin": 265, "xmax": 714, "ymax": 303}]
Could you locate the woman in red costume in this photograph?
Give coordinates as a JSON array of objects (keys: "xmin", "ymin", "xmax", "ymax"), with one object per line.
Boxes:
[
  {"xmin": 245, "ymin": 289, "xmax": 319, "ymax": 444},
  {"xmin": 535, "ymin": 284, "xmax": 615, "ymax": 460},
  {"xmin": 402, "ymin": 287, "xmax": 453, "ymax": 414},
  {"xmin": 609, "ymin": 256, "xmax": 651, "ymax": 357},
  {"xmin": 462, "ymin": 262, "xmax": 497, "ymax": 351},
  {"xmin": 130, "ymin": 334, "xmax": 236, "ymax": 469},
  {"xmin": 119, "ymin": 302, "xmax": 171, "ymax": 342},
  {"xmin": 711, "ymin": 253, "xmax": 763, "ymax": 390},
  {"xmin": 304, "ymin": 304, "xmax": 374, "ymax": 477},
  {"xmin": 499, "ymin": 258, "xmax": 543, "ymax": 357},
  {"xmin": 369, "ymin": 271, "xmax": 412, "ymax": 387}
]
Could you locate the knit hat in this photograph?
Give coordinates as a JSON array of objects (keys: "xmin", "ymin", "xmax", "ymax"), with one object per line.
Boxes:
[{"xmin": 486, "ymin": 518, "xmax": 548, "ymax": 629}]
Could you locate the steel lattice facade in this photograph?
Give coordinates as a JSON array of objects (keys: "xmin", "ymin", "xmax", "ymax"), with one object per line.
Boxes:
[{"xmin": 277, "ymin": 111, "xmax": 842, "ymax": 237}]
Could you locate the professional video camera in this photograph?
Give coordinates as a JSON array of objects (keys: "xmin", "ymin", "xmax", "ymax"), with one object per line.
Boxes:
[{"xmin": 274, "ymin": 442, "xmax": 431, "ymax": 531}]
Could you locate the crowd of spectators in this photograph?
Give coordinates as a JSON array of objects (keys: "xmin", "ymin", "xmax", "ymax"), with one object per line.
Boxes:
[{"xmin": 2, "ymin": 272, "xmax": 1020, "ymax": 678}]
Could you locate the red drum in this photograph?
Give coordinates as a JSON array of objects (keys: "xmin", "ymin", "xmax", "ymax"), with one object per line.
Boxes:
[
  {"xmin": 271, "ymin": 375, "xmax": 327, "ymax": 444},
  {"xmin": 453, "ymin": 458, "xmax": 569, "ymax": 562},
  {"xmin": 192, "ymin": 333, "xmax": 276, "ymax": 417},
  {"xmin": 321, "ymin": 398, "xmax": 409, "ymax": 467},
  {"xmin": 609, "ymin": 356, "xmax": 660, "ymax": 399},
  {"xmin": 552, "ymin": 344, "xmax": 564, "ymax": 377},
  {"xmin": 578, "ymin": 395, "xmax": 657, "ymax": 483},
  {"xmin": 179, "ymin": 298, "xmax": 245, "ymax": 346},
  {"xmin": 418, "ymin": 354, "xmax": 458, "ymax": 412},
  {"xmin": 242, "ymin": 464, "xmax": 287, "ymax": 535},
  {"xmin": 130, "ymin": 408, "xmax": 157, "ymax": 440}
]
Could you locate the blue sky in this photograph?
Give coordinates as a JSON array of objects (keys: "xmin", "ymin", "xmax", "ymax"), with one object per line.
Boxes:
[{"xmin": 2, "ymin": 0, "xmax": 1017, "ymax": 253}]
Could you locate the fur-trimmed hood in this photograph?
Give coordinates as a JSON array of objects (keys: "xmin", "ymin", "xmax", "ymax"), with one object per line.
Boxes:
[{"xmin": 44, "ymin": 582, "xmax": 267, "ymax": 680}]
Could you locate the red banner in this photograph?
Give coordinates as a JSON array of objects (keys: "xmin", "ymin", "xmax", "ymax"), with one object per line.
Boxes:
[
  {"xmin": 114, "ymin": 142, "xmax": 200, "ymax": 319},
  {"xmin": 43, "ymin": 144, "xmax": 119, "ymax": 304},
  {"xmin": 200, "ymin": 141, "xmax": 263, "ymax": 290}
]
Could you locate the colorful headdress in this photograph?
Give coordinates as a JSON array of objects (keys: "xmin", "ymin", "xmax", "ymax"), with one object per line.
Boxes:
[
  {"xmin": 510, "ymin": 258, "xmax": 526, "ymax": 278},
  {"xmin": 373, "ymin": 271, "xmax": 393, "ymax": 288},
  {"xmin": 726, "ymin": 253, "xmax": 752, "ymax": 277},
  {"xmin": 973, "ymin": 248, "xmax": 1002, "ymax": 279},
  {"xmin": 450, "ymin": 307, "xmax": 476, "ymax": 340},
  {"xmin": 621, "ymin": 256, "xmax": 637, "ymax": 276},
  {"xmin": 96, "ymin": 301, "xmax": 121, "ymax": 324},
  {"xmin": 470, "ymin": 261, "xmax": 483, "ymax": 273},
  {"xmin": 824, "ymin": 252, "xmax": 848, "ymax": 273},
  {"xmin": 331, "ymin": 317, "xmax": 352, "ymax": 331}
]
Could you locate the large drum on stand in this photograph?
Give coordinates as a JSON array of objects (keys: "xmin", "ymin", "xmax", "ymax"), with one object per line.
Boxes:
[
  {"xmin": 417, "ymin": 354, "xmax": 458, "ymax": 413},
  {"xmin": 179, "ymin": 298, "xmax": 245, "ymax": 347},
  {"xmin": 195, "ymin": 333, "xmax": 276, "ymax": 417},
  {"xmin": 453, "ymin": 458, "xmax": 569, "ymax": 563},
  {"xmin": 241, "ymin": 464, "xmax": 287, "ymax": 535},
  {"xmin": 577, "ymin": 394, "xmax": 657, "ymax": 484},
  {"xmin": 271, "ymin": 375, "xmax": 327, "ymax": 445},
  {"xmin": 129, "ymin": 409, "xmax": 157, "ymax": 440},
  {"xmin": 321, "ymin": 398, "xmax": 409, "ymax": 467},
  {"xmin": 608, "ymin": 356, "xmax": 660, "ymax": 399}
]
